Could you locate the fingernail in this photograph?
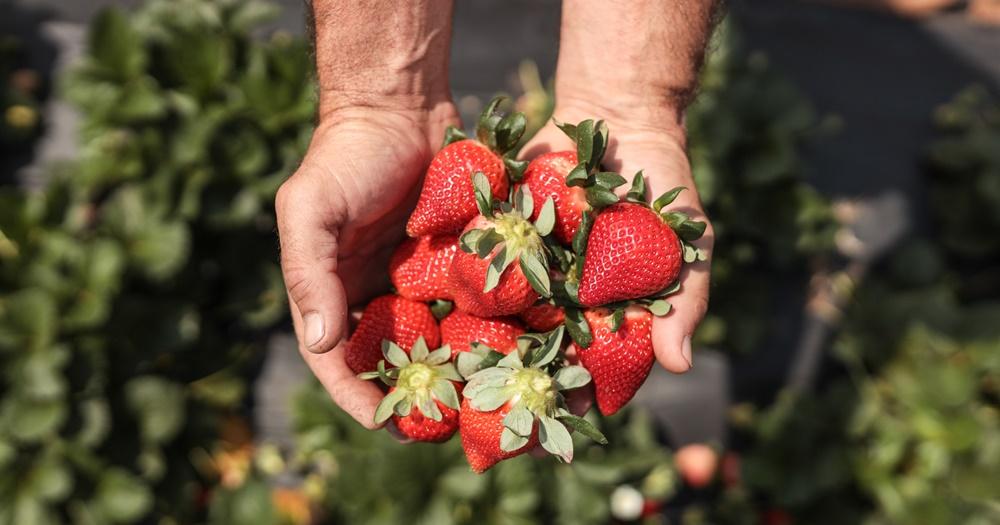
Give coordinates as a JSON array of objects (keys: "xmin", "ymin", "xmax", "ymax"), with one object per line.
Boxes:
[
  {"xmin": 681, "ymin": 335, "xmax": 693, "ymax": 369},
  {"xmin": 303, "ymin": 311, "xmax": 325, "ymax": 350}
]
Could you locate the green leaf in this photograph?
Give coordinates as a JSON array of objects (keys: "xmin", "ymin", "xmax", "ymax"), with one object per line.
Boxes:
[
  {"xmin": 513, "ymin": 185, "xmax": 534, "ymax": 219},
  {"xmin": 534, "ymin": 197, "xmax": 556, "ymax": 236},
  {"xmin": 647, "ymin": 300, "xmax": 672, "ymax": 316},
  {"xmin": 565, "ymin": 163, "xmax": 591, "ymax": 187},
  {"xmin": 125, "ymin": 376, "xmax": 185, "ymax": 444},
  {"xmin": 595, "ymin": 172, "xmax": 627, "ymax": 189},
  {"xmin": 97, "ymin": 469, "xmax": 152, "ymax": 522},
  {"xmin": 586, "ymin": 186, "xmax": 619, "ymax": 209},
  {"xmin": 500, "ymin": 427, "xmax": 530, "ymax": 452},
  {"xmin": 519, "ymin": 252, "xmax": 552, "ymax": 297},
  {"xmin": 410, "ymin": 337, "xmax": 430, "ymax": 362},
  {"xmin": 382, "ymin": 340, "xmax": 411, "ymax": 368},
  {"xmin": 456, "ymin": 352, "xmax": 486, "ymax": 379},
  {"xmin": 418, "ymin": 395, "xmax": 442, "ymax": 421},
  {"xmin": 504, "ymin": 158, "xmax": 528, "ymax": 182},
  {"xmin": 394, "ymin": 396, "xmax": 413, "ymax": 418},
  {"xmin": 564, "ymin": 308, "xmax": 593, "ymax": 348},
  {"xmin": 553, "ymin": 366, "xmax": 592, "ymax": 390},
  {"xmin": 531, "ymin": 326, "xmax": 564, "ymax": 368},
  {"xmin": 374, "ymin": 389, "xmax": 406, "ymax": 424},
  {"xmin": 497, "ymin": 350, "xmax": 525, "ymax": 369},
  {"xmin": 676, "ymin": 220, "xmax": 708, "ymax": 242},
  {"xmin": 573, "ymin": 211, "xmax": 594, "ymax": 256},
  {"xmin": 495, "ymin": 112, "xmax": 527, "ymax": 153},
  {"xmin": 469, "ymin": 387, "xmax": 511, "ymax": 412},
  {"xmin": 555, "ymin": 119, "xmax": 578, "ymax": 141},
  {"xmin": 591, "ymin": 120, "xmax": 610, "ymax": 170},
  {"xmin": 575, "ymin": 120, "xmax": 596, "ymax": 172},
  {"xmin": 89, "ymin": 8, "xmax": 146, "ymax": 79},
  {"xmin": 539, "ymin": 415, "xmax": 574, "ymax": 462},
  {"xmin": 476, "ymin": 96, "xmax": 504, "ymax": 147},
  {"xmin": 485, "ymin": 245, "xmax": 516, "ymax": 292},
  {"xmin": 459, "ymin": 229, "xmax": 485, "ymax": 253},
  {"xmin": 472, "ymin": 172, "xmax": 494, "ymax": 216},
  {"xmin": 652, "ymin": 186, "xmax": 686, "ymax": 212},
  {"xmin": 430, "ymin": 300, "xmax": 454, "ymax": 320},
  {"xmin": 503, "ymin": 406, "xmax": 535, "ymax": 437},
  {"xmin": 435, "ymin": 364, "xmax": 464, "ymax": 383},
  {"xmin": 609, "ymin": 308, "xmax": 625, "ymax": 333},
  {"xmin": 442, "ymin": 125, "xmax": 467, "ymax": 147},
  {"xmin": 426, "ymin": 346, "xmax": 452, "ymax": 365},
  {"xmin": 557, "ymin": 414, "xmax": 608, "ymax": 444},
  {"xmin": 431, "ymin": 379, "xmax": 460, "ymax": 410},
  {"xmin": 626, "ymin": 171, "xmax": 648, "ymax": 203}
]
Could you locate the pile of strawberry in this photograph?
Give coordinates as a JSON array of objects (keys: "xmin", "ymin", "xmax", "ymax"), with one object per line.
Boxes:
[{"xmin": 345, "ymin": 98, "xmax": 706, "ymax": 473}]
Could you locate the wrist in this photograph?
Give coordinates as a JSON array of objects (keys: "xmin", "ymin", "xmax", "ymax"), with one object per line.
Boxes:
[
  {"xmin": 311, "ymin": 0, "xmax": 454, "ymax": 120},
  {"xmin": 550, "ymin": 91, "xmax": 689, "ymax": 149}
]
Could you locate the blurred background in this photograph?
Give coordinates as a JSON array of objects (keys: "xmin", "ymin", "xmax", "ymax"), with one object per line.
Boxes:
[{"xmin": 1, "ymin": 0, "xmax": 999, "ymax": 523}]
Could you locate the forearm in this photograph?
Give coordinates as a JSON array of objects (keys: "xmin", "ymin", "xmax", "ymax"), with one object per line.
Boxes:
[
  {"xmin": 554, "ymin": 0, "xmax": 720, "ymax": 135},
  {"xmin": 310, "ymin": 0, "xmax": 454, "ymax": 115}
]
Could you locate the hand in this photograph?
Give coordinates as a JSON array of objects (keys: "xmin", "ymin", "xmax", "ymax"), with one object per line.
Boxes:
[
  {"xmin": 276, "ymin": 102, "xmax": 459, "ymax": 428},
  {"xmin": 521, "ymin": 103, "xmax": 714, "ymax": 373}
]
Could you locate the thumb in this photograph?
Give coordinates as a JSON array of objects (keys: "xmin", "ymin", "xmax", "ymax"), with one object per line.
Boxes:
[{"xmin": 276, "ymin": 175, "xmax": 349, "ymax": 354}]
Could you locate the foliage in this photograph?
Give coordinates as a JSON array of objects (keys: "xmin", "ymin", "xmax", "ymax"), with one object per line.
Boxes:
[
  {"xmin": 686, "ymin": 22, "xmax": 838, "ymax": 353},
  {"xmin": 925, "ymin": 85, "xmax": 1000, "ymax": 300},
  {"xmin": 0, "ymin": 0, "xmax": 311, "ymax": 521},
  {"xmin": 294, "ymin": 385, "xmax": 679, "ymax": 525}
]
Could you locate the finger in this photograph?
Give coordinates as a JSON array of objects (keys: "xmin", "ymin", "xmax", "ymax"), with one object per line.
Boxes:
[
  {"xmin": 649, "ymin": 182, "xmax": 713, "ymax": 373},
  {"xmin": 297, "ymin": 327, "xmax": 387, "ymax": 430},
  {"xmin": 276, "ymin": 174, "xmax": 348, "ymax": 354}
]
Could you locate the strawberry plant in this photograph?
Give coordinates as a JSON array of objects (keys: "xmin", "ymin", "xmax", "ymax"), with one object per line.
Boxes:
[{"xmin": 1, "ymin": 0, "xmax": 310, "ymax": 521}]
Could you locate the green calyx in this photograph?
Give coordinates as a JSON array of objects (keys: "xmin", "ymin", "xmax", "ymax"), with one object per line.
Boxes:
[
  {"xmin": 442, "ymin": 96, "xmax": 527, "ymax": 156},
  {"xmin": 462, "ymin": 328, "xmax": 606, "ymax": 462},
  {"xmin": 358, "ymin": 337, "xmax": 463, "ymax": 425},
  {"xmin": 555, "ymin": 118, "xmax": 625, "ymax": 209},
  {"xmin": 460, "ymin": 173, "xmax": 556, "ymax": 297}
]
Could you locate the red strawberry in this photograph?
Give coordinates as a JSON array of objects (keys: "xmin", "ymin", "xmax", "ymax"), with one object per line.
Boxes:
[
  {"xmin": 522, "ymin": 151, "xmax": 588, "ymax": 244},
  {"xmin": 345, "ymin": 295, "xmax": 440, "ymax": 374},
  {"xmin": 367, "ymin": 338, "xmax": 463, "ymax": 442},
  {"xmin": 440, "ymin": 310, "xmax": 524, "ymax": 357},
  {"xmin": 389, "ymin": 234, "xmax": 459, "ymax": 301},
  {"xmin": 572, "ymin": 306, "xmax": 654, "ymax": 416},
  {"xmin": 406, "ymin": 98, "xmax": 526, "ymax": 237},
  {"xmin": 519, "ymin": 302, "xmax": 565, "ymax": 332},
  {"xmin": 459, "ymin": 328, "xmax": 605, "ymax": 473},
  {"xmin": 448, "ymin": 208, "xmax": 549, "ymax": 317},
  {"xmin": 393, "ymin": 395, "xmax": 459, "ymax": 442},
  {"xmin": 459, "ymin": 397, "xmax": 538, "ymax": 473},
  {"xmin": 406, "ymin": 140, "xmax": 507, "ymax": 237},
  {"xmin": 577, "ymin": 203, "xmax": 682, "ymax": 307}
]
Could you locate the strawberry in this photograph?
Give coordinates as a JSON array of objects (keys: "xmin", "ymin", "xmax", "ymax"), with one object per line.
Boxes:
[
  {"xmin": 448, "ymin": 181, "xmax": 555, "ymax": 317},
  {"xmin": 389, "ymin": 234, "xmax": 459, "ymax": 301},
  {"xmin": 459, "ymin": 328, "xmax": 606, "ymax": 473},
  {"xmin": 440, "ymin": 310, "xmax": 524, "ymax": 357},
  {"xmin": 345, "ymin": 295, "xmax": 441, "ymax": 374},
  {"xmin": 572, "ymin": 306, "xmax": 654, "ymax": 416},
  {"xmin": 363, "ymin": 338, "xmax": 464, "ymax": 442},
  {"xmin": 521, "ymin": 119, "xmax": 625, "ymax": 245},
  {"xmin": 406, "ymin": 97, "xmax": 527, "ymax": 237},
  {"xmin": 459, "ymin": 397, "xmax": 538, "ymax": 473},
  {"xmin": 519, "ymin": 301, "xmax": 565, "ymax": 332},
  {"xmin": 575, "ymin": 176, "xmax": 707, "ymax": 307},
  {"xmin": 522, "ymin": 151, "xmax": 586, "ymax": 244},
  {"xmin": 674, "ymin": 443, "xmax": 719, "ymax": 489}
]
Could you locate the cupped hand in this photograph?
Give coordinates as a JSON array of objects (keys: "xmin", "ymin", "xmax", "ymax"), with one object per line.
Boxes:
[
  {"xmin": 276, "ymin": 102, "xmax": 459, "ymax": 428},
  {"xmin": 521, "ymin": 104, "xmax": 714, "ymax": 373}
]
